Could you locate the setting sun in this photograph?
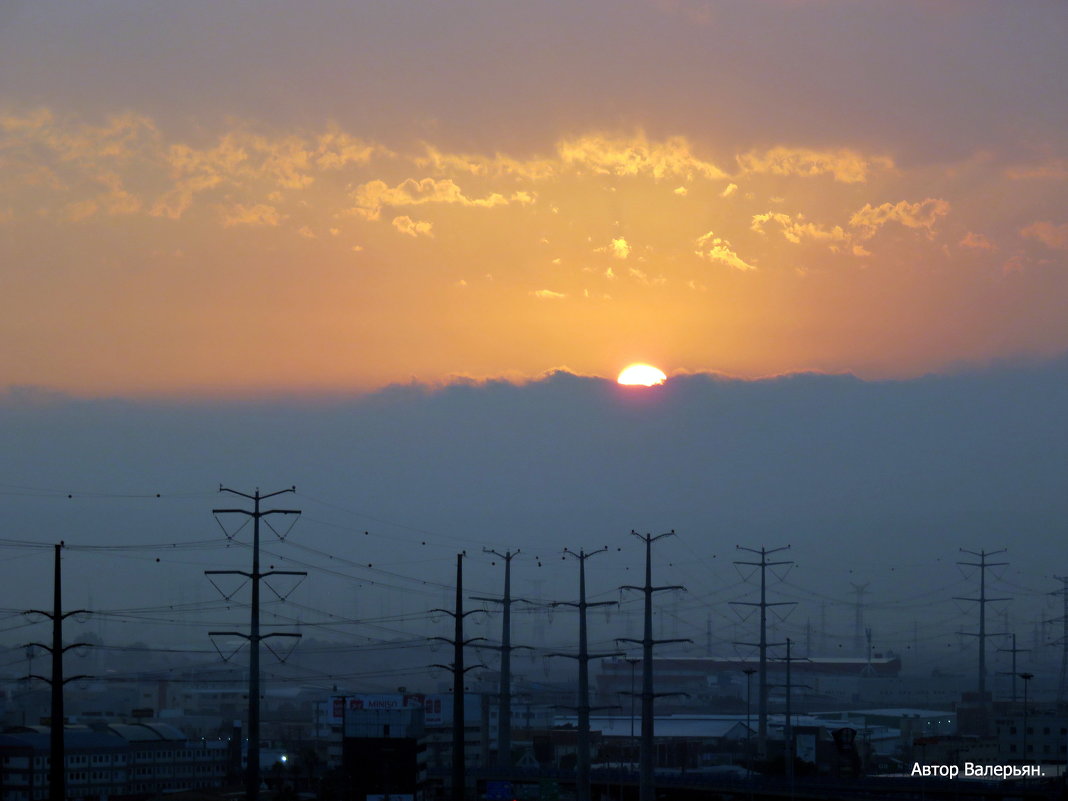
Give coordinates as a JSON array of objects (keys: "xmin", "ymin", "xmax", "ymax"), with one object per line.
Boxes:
[{"xmin": 617, "ymin": 364, "xmax": 667, "ymax": 386}]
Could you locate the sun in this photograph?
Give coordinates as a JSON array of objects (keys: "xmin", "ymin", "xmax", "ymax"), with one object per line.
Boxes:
[{"xmin": 617, "ymin": 363, "xmax": 667, "ymax": 386}]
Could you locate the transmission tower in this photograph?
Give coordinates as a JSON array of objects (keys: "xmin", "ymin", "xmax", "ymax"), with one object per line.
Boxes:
[
  {"xmin": 731, "ymin": 544, "xmax": 793, "ymax": 756},
  {"xmin": 618, "ymin": 531, "xmax": 688, "ymax": 801},
  {"xmin": 996, "ymin": 633, "xmax": 1030, "ymax": 703},
  {"xmin": 207, "ymin": 486, "xmax": 303, "ymax": 801},
  {"xmin": 850, "ymin": 582, "xmax": 869, "ymax": 656},
  {"xmin": 549, "ymin": 547, "xmax": 622, "ymax": 801},
  {"xmin": 955, "ymin": 548, "xmax": 1009, "ymax": 698},
  {"xmin": 431, "ymin": 554, "xmax": 485, "ymax": 801},
  {"xmin": 471, "ymin": 549, "xmax": 530, "ymax": 769},
  {"xmin": 24, "ymin": 543, "xmax": 91, "ymax": 801},
  {"xmin": 775, "ymin": 638, "xmax": 810, "ymax": 783},
  {"xmin": 1052, "ymin": 577, "xmax": 1068, "ymax": 704}
]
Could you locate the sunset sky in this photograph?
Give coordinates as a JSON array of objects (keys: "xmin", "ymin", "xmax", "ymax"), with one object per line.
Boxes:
[{"xmin": 2, "ymin": 1, "xmax": 1067, "ymax": 396}]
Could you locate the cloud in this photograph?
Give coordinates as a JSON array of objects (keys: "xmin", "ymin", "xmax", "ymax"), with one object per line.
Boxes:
[
  {"xmin": 695, "ymin": 231, "xmax": 756, "ymax": 271},
  {"xmin": 556, "ymin": 132, "xmax": 727, "ymax": 180},
  {"xmin": 720, "ymin": 183, "xmax": 738, "ymax": 198},
  {"xmin": 752, "ymin": 198, "xmax": 950, "ymax": 255},
  {"xmin": 532, "ymin": 289, "xmax": 566, "ymax": 299},
  {"xmin": 415, "ymin": 145, "xmax": 555, "ymax": 181},
  {"xmin": 849, "ymin": 198, "xmax": 950, "ymax": 237},
  {"xmin": 391, "ymin": 215, "xmax": 434, "ymax": 237},
  {"xmin": 1005, "ymin": 160, "xmax": 1068, "ymax": 181},
  {"xmin": 737, "ymin": 146, "xmax": 893, "ymax": 183},
  {"xmin": 351, "ymin": 177, "xmax": 509, "ymax": 221},
  {"xmin": 1020, "ymin": 221, "xmax": 1068, "ymax": 251},
  {"xmin": 221, "ymin": 203, "xmax": 281, "ymax": 227},
  {"xmin": 959, "ymin": 231, "xmax": 995, "ymax": 251},
  {"xmin": 597, "ymin": 236, "xmax": 631, "ymax": 259},
  {"xmin": 751, "ymin": 211, "xmax": 848, "ymax": 245},
  {"xmin": 313, "ymin": 128, "xmax": 382, "ymax": 170}
]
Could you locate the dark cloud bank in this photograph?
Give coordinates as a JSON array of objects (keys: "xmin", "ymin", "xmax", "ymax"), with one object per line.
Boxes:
[{"xmin": 2, "ymin": 357, "xmax": 1064, "ymax": 577}]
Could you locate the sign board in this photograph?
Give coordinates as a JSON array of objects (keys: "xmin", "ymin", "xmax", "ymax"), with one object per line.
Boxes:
[
  {"xmin": 423, "ymin": 693, "xmax": 483, "ymax": 727},
  {"xmin": 329, "ymin": 694, "xmax": 424, "ymax": 725}
]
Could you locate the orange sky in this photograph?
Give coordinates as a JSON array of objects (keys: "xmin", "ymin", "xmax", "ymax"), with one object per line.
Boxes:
[{"xmin": 2, "ymin": 2, "xmax": 1067, "ymax": 397}]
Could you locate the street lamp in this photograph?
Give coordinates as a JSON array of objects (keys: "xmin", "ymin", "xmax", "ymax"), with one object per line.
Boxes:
[
  {"xmin": 743, "ymin": 668, "xmax": 757, "ymax": 775},
  {"xmin": 1019, "ymin": 672, "xmax": 1034, "ymax": 763}
]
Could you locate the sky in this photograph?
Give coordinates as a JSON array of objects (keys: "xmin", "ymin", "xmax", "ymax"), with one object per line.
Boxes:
[
  {"xmin": 1, "ymin": 2, "xmax": 1067, "ymax": 691},
  {"xmin": 2, "ymin": 1, "xmax": 1067, "ymax": 395}
]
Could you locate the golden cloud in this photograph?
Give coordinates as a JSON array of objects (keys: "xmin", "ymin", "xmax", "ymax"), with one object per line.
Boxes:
[
  {"xmin": 849, "ymin": 198, "xmax": 950, "ymax": 237},
  {"xmin": 415, "ymin": 145, "xmax": 556, "ymax": 181},
  {"xmin": 751, "ymin": 212, "xmax": 848, "ymax": 245},
  {"xmin": 695, "ymin": 231, "xmax": 756, "ymax": 271},
  {"xmin": 737, "ymin": 146, "xmax": 893, "ymax": 183},
  {"xmin": 1020, "ymin": 220, "xmax": 1068, "ymax": 251},
  {"xmin": 959, "ymin": 231, "xmax": 996, "ymax": 251},
  {"xmin": 391, "ymin": 215, "xmax": 434, "ymax": 238},
  {"xmin": 351, "ymin": 177, "xmax": 509, "ymax": 221},
  {"xmin": 556, "ymin": 133, "xmax": 727, "ymax": 180},
  {"xmin": 221, "ymin": 203, "xmax": 282, "ymax": 227},
  {"xmin": 532, "ymin": 289, "xmax": 566, "ymax": 299}
]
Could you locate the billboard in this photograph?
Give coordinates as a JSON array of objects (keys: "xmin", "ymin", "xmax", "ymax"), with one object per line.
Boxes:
[{"xmin": 328, "ymin": 693, "xmax": 424, "ymax": 725}]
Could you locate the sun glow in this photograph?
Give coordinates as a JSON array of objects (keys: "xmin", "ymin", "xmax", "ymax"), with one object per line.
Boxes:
[{"xmin": 617, "ymin": 364, "xmax": 667, "ymax": 386}]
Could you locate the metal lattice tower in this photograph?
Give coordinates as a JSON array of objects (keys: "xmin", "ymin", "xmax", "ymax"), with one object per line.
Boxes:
[
  {"xmin": 955, "ymin": 548, "xmax": 1009, "ymax": 698},
  {"xmin": 619, "ymin": 531, "xmax": 688, "ymax": 801},
  {"xmin": 731, "ymin": 545, "xmax": 793, "ymax": 756}
]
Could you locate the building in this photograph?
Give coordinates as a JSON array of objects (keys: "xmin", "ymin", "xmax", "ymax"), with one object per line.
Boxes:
[{"xmin": 0, "ymin": 723, "xmax": 230, "ymax": 801}]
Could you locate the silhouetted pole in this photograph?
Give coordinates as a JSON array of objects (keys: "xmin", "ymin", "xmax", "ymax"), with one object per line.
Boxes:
[
  {"xmin": 956, "ymin": 548, "xmax": 1009, "ymax": 698},
  {"xmin": 732, "ymin": 545, "xmax": 792, "ymax": 757},
  {"xmin": 550, "ymin": 548, "xmax": 621, "ymax": 801},
  {"xmin": 472, "ymin": 549, "xmax": 529, "ymax": 769},
  {"xmin": 619, "ymin": 531, "xmax": 687, "ymax": 801},
  {"xmin": 430, "ymin": 554, "xmax": 485, "ymax": 801},
  {"xmin": 784, "ymin": 639, "xmax": 794, "ymax": 782},
  {"xmin": 49, "ymin": 544, "xmax": 63, "ymax": 801},
  {"xmin": 454, "ymin": 556, "xmax": 465, "ymax": 801},
  {"xmin": 997, "ymin": 633, "xmax": 1030, "ymax": 703},
  {"xmin": 742, "ymin": 668, "xmax": 756, "ymax": 775},
  {"xmin": 1053, "ymin": 577, "xmax": 1068, "ymax": 704},
  {"xmin": 1020, "ymin": 672, "xmax": 1034, "ymax": 761},
  {"xmin": 209, "ymin": 486, "xmax": 302, "ymax": 801},
  {"xmin": 25, "ymin": 543, "xmax": 90, "ymax": 801},
  {"xmin": 850, "ymin": 583, "xmax": 869, "ymax": 657}
]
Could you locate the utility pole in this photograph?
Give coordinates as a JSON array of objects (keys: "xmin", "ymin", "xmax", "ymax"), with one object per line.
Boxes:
[
  {"xmin": 618, "ymin": 531, "xmax": 688, "ymax": 801},
  {"xmin": 775, "ymin": 638, "xmax": 810, "ymax": 783},
  {"xmin": 471, "ymin": 549, "xmax": 530, "ymax": 769},
  {"xmin": 25, "ymin": 543, "xmax": 91, "ymax": 801},
  {"xmin": 850, "ymin": 583, "xmax": 869, "ymax": 657},
  {"xmin": 997, "ymin": 633, "xmax": 1030, "ymax": 703},
  {"xmin": 549, "ymin": 548, "xmax": 622, "ymax": 801},
  {"xmin": 956, "ymin": 548, "xmax": 1009, "ymax": 698},
  {"xmin": 208, "ymin": 486, "xmax": 303, "ymax": 801},
  {"xmin": 431, "ymin": 554, "xmax": 485, "ymax": 801},
  {"xmin": 731, "ymin": 545, "xmax": 793, "ymax": 757},
  {"xmin": 1052, "ymin": 577, "xmax": 1068, "ymax": 704}
]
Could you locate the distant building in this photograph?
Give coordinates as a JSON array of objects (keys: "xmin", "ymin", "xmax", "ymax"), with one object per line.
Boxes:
[{"xmin": 0, "ymin": 723, "xmax": 230, "ymax": 801}]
